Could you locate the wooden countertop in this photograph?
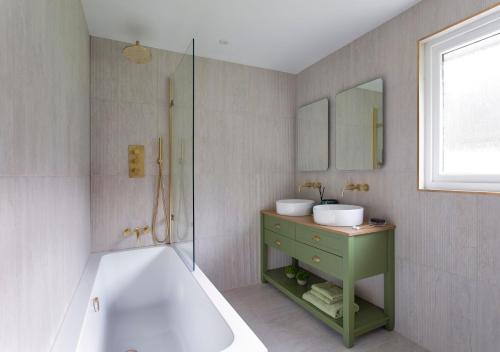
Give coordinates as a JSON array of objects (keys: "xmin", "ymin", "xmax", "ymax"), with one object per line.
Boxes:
[{"xmin": 261, "ymin": 210, "xmax": 395, "ymax": 237}]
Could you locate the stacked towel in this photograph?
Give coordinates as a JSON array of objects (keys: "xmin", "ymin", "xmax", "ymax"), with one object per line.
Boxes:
[
  {"xmin": 302, "ymin": 282, "xmax": 359, "ymax": 319},
  {"xmin": 311, "ymin": 282, "xmax": 343, "ymax": 304}
]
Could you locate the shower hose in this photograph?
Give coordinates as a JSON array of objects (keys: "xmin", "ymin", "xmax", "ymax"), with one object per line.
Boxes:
[{"xmin": 152, "ymin": 138, "xmax": 169, "ymax": 244}]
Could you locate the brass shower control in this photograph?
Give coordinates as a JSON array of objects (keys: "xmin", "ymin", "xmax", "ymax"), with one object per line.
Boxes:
[{"xmin": 128, "ymin": 145, "xmax": 145, "ymax": 178}]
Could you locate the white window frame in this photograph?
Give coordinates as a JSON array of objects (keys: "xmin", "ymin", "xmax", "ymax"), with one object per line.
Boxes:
[{"xmin": 418, "ymin": 5, "xmax": 500, "ymax": 193}]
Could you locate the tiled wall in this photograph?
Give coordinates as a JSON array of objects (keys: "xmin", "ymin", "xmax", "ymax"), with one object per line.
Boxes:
[
  {"xmin": 90, "ymin": 36, "xmax": 180, "ymax": 252},
  {"xmin": 90, "ymin": 37, "xmax": 296, "ymax": 290},
  {"xmin": 295, "ymin": 0, "xmax": 500, "ymax": 350},
  {"xmin": 194, "ymin": 57, "xmax": 296, "ymax": 290},
  {"xmin": 0, "ymin": 0, "xmax": 90, "ymax": 350}
]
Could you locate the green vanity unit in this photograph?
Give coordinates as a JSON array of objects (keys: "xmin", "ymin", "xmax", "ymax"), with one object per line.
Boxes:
[{"xmin": 260, "ymin": 210, "xmax": 395, "ymax": 348}]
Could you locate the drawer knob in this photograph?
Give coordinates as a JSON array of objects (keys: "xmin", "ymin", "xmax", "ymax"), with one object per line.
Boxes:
[
  {"xmin": 312, "ymin": 255, "xmax": 321, "ymax": 263},
  {"xmin": 274, "ymin": 224, "xmax": 281, "ymax": 230},
  {"xmin": 275, "ymin": 240, "xmax": 282, "ymax": 246},
  {"xmin": 312, "ymin": 235, "xmax": 321, "ymax": 242}
]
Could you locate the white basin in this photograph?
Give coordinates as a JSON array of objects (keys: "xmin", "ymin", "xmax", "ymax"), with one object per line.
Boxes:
[
  {"xmin": 313, "ymin": 204, "xmax": 364, "ymax": 226},
  {"xmin": 276, "ymin": 199, "xmax": 315, "ymax": 216}
]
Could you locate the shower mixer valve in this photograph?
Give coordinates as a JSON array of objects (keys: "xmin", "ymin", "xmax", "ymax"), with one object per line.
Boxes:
[{"xmin": 128, "ymin": 145, "xmax": 145, "ymax": 178}]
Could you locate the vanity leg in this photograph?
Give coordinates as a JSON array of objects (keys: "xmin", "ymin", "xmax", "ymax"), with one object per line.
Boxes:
[
  {"xmin": 384, "ymin": 229, "xmax": 395, "ymax": 330},
  {"xmin": 343, "ymin": 276, "xmax": 355, "ymax": 348},
  {"xmin": 260, "ymin": 214, "xmax": 268, "ymax": 284},
  {"xmin": 343, "ymin": 237, "xmax": 355, "ymax": 348}
]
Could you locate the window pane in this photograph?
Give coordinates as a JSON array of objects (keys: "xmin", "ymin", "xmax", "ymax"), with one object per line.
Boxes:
[{"xmin": 441, "ymin": 33, "xmax": 500, "ymax": 175}]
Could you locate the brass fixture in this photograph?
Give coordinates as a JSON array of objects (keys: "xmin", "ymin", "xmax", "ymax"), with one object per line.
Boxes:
[
  {"xmin": 341, "ymin": 182, "xmax": 370, "ymax": 198},
  {"xmin": 312, "ymin": 255, "xmax": 321, "ymax": 263},
  {"xmin": 298, "ymin": 181, "xmax": 323, "ymax": 193},
  {"xmin": 152, "ymin": 136, "xmax": 170, "ymax": 244},
  {"xmin": 123, "ymin": 226, "xmax": 150, "ymax": 243},
  {"xmin": 168, "ymin": 78, "xmax": 174, "ymax": 241},
  {"xmin": 122, "ymin": 41, "xmax": 152, "ymax": 64},
  {"xmin": 372, "ymin": 108, "xmax": 383, "ymax": 169},
  {"xmin": 128, "ymin": 145, "xmax": 145, "ymax": 178},
  {"xmin": 92, "ymin": 297, "xmax": 100, "ymax": 312}
]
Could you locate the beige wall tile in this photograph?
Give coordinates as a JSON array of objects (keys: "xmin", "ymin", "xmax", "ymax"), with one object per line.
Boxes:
[
  {"xmin": 477, "ymin": 195, "xmax": 500, "ymax": 287},
  {"xmin": 0, "ymin": 0, "xmax": 90, "ymax": 350},
  {"xmin": 90, "ymin": 98, "xmax": 163, "ymax": 177},
  {"xmin": 473, "ymin": 280, "xmax": 500, "ymax": 351},
  {"xmin": 0, "ymin": 176, "xmax": 90, "ymax": 351},
  {"xmin": 91, "ymin": 175, "xmax": 157, "ymax": 252}
]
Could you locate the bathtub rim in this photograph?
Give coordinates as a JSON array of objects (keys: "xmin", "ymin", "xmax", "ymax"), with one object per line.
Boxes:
[{"xmin": 50, "ymin": 245, "xmax": 266, "ymax": 352}]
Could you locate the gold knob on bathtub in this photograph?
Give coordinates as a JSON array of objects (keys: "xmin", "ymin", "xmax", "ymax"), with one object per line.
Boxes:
[
  {"xmin": 123, "ymin": 228, "xmax": 132, "ymax": 237},
  {"xmin": 312, "ymin": 235, "xmax": 321, "ymax": 242},
  {"xmin": 275, "ymin": 240, "xmax": 282, "ymax": 246},
  {"xmin": 312, "ymin": 255, "xmax": 321, "ymax": 263},
  {"xmin": 92, "ymin": 297, "xmax": 100, "ymax": 312}
]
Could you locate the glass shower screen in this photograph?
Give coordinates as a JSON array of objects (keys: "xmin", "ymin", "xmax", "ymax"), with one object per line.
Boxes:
[{"xmin": 170, "ymin": 39, "xmax": 194, "ymax": 270}]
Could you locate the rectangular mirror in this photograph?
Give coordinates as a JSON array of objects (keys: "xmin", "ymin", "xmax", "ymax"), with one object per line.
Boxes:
[
  {"xmin": 335, "ymin": 78, "xmax": 384, "ymax": 170},
  {"xmin": 297, "ymin": 98, "xmax": 329, "ymax": 171}
]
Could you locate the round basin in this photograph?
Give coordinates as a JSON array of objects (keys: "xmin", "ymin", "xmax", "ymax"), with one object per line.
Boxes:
[
  {"xmin": 313, "ymin": 204, "xmax": 364, "ymax": 226},
  {"xmin": 276, "ymin": 199, "xmax": 315, "ymax": 216}
]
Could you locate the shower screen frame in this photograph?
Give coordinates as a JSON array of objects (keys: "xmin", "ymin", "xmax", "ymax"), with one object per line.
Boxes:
[{"xmin": 169, "ymin": 39, "xmax": 195, "ymax": 271}]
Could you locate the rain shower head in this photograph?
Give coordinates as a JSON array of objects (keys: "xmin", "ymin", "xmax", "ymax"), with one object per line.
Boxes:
[{"xmin": 122, "ymin": 41, "xmax": 152, "ymax": 64}]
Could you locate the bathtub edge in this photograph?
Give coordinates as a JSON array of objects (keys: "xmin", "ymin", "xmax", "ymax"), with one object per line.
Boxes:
[
  {"xmin": 50, "ymin": 253, "xmax": 102, "ymax": 352},
  {"xmin": 192, "ymin": 265, "xmax": 267, "ymax": 352}
]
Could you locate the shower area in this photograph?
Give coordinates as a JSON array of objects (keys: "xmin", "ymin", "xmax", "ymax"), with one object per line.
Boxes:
[
  {"xmin": 123, "ymin": 38, "xmax": 196, "ymax": 269},
  {"xmin": 51, "ymin": 37, "xmax": 264, "ymax": 352},
  {"xmin": 90, "ymin": 36, "xmax": 195, "ymax": 270}
]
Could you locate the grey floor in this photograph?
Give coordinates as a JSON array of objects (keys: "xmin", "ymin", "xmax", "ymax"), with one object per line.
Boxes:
[{"xmin": 224, "ymin": 284, "xmax": 427, "ymax": 352}]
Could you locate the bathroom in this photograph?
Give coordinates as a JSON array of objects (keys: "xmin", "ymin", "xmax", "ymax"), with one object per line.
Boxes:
[{"xmin": 1, "ymin": 0, "xmax": 500, "ymax": 351}]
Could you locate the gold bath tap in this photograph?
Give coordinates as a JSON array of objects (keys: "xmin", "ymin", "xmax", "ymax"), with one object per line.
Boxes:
[{"xmin": 123, "ymin": 226, "xmax": 151, "ymax": 243}]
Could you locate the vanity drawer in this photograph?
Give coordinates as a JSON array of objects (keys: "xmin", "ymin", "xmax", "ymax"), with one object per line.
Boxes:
[
  {"xmin": 295, "ymin": 224, "xmax": 346, "ymax": 256},
  {"xmin": 295, "ymin": 242, "xmax": 343, "ymax": 278},
  {"xmin": 264, "ymin": 229, "xmax": 295, "ymax": 257},
  {"xmin": 263, "ymin": 215, "xmax": 295, "ymax": 239}
]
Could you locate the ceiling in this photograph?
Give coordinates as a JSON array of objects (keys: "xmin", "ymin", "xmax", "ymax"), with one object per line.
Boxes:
[{"xmin": 82, "ymin": 0, "xmax": 420, "ymax": 74}]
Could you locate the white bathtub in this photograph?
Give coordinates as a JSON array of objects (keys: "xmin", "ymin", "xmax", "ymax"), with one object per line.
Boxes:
[{"xmin": 51, "ymin": 246, "xmax": 266, "ymax": 352}]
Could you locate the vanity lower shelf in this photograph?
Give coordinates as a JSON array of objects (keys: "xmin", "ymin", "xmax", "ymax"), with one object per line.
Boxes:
[{"xmin": 263, "ymin": 267, "xmax": 390, "ymax": 337}]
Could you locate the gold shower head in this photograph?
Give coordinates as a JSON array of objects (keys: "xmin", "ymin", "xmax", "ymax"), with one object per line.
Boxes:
[{"xmin": 122, "ymin": 41, "xmax": 152, "ymax": 64}]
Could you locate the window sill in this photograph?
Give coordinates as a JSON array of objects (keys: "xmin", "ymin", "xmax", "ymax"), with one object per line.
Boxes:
[{"xmin": 417, "ymin": 187, "xmax": 500, "ymax": 196}]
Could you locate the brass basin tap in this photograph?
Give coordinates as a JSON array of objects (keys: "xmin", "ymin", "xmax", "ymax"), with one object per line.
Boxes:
[
  {"xmin": 298, "ymin": 181, "xmax": 322, "ymax": 193},
  {"xmin": 341, "ymin": 183, "xmax": 369, "ymax": 198}
]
